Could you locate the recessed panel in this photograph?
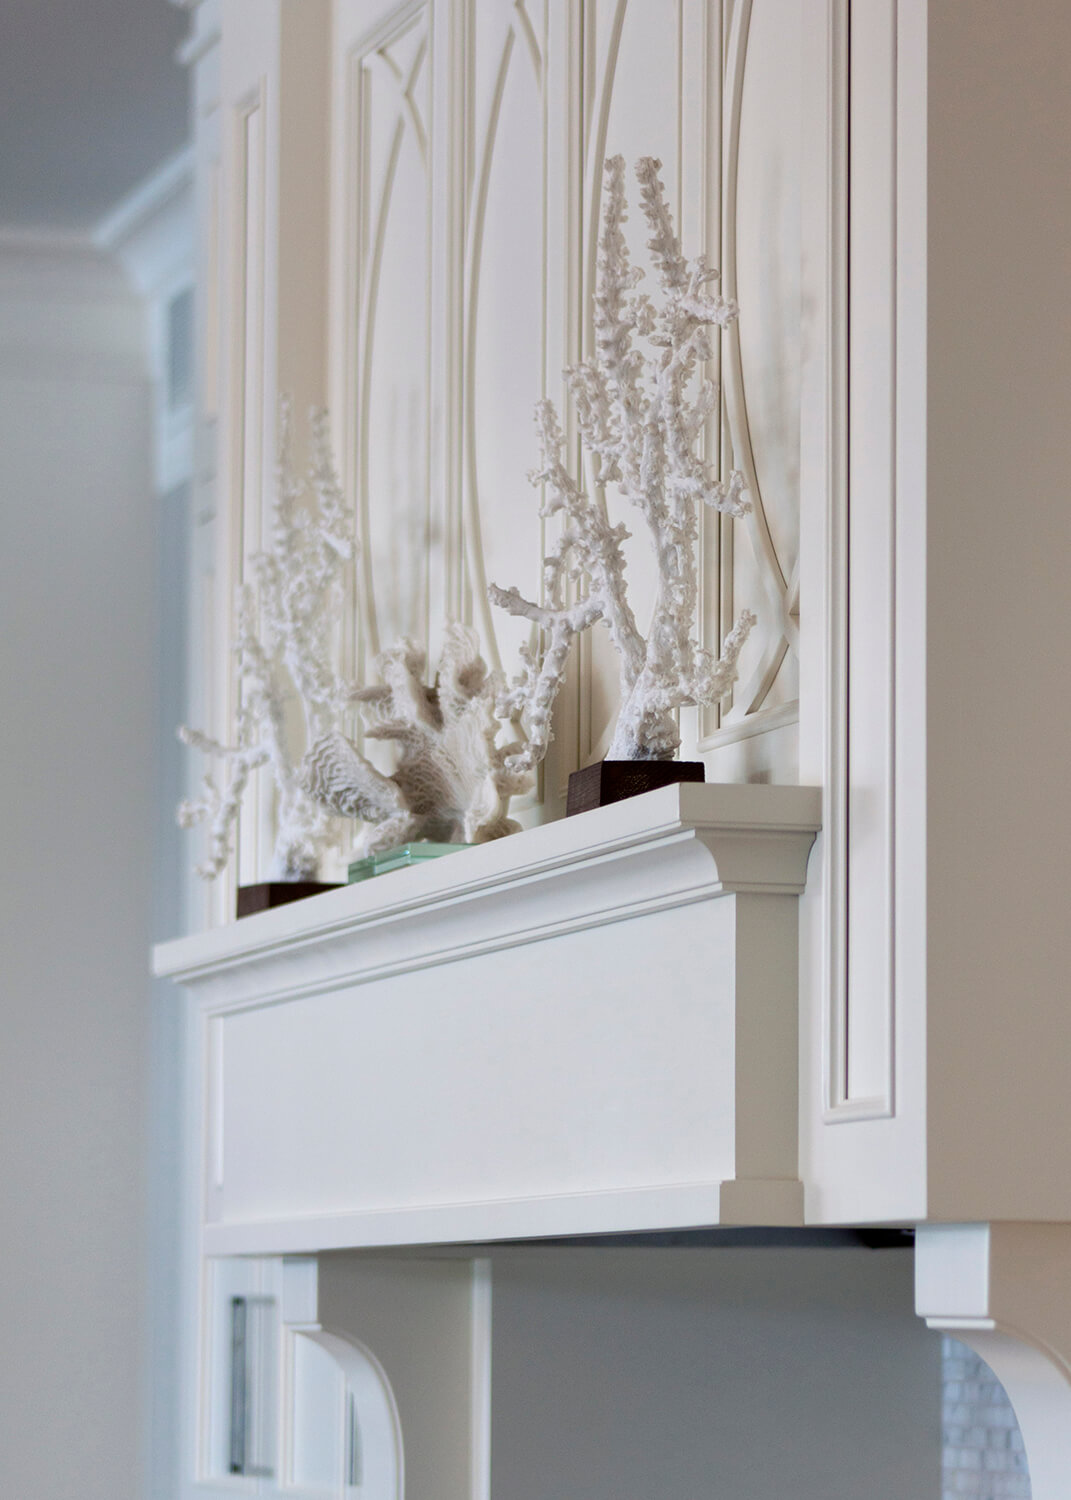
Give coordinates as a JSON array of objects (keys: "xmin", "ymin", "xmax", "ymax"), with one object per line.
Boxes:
[
  {"xmin": 353, "ymin": 18, "xmax": 432, "ymax": 659},
  {"xmin": 467, "ymin": 0, "xmax": 548, "ymax": 677},
  {"xmin": 725, "ymin": 0, "xmax": 801, "ymax": 736},
  {"xmin": 215, "ymin": 900, "xmax": 737, "ymax": 1228}
]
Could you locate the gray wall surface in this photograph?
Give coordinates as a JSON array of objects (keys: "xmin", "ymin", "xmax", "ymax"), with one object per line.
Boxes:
[{"xmin": 490, "ymin": 1246, "xmax": 944, "ymax": 1499}]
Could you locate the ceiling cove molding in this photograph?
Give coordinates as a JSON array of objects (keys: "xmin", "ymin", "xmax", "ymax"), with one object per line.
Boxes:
[
  {"xmin": 0, "ymin": 148, "xmax": 194, "ymax": 385},
  {"xmin": 0, "ymin": 229, "xmax": 143, "ymax": 377},
  {"xmin": 0, "ymin": 146, "xmax": 193, "ymax": 298},
  {"xmin": 95, "ymin": 146, "xmax": 195, "ymax": 293},
  {"xmin": 0, "ymin": 229, "xmax": 130, "ymax": 302},
  {"xmin": 170, "ymin": 0, "xmax": 222, "ymax": 69}
]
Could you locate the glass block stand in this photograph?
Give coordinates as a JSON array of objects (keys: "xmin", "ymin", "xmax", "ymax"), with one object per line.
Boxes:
[{"xmin": 347, "ymin": 842, "xmax": 471, "ymax": 884}]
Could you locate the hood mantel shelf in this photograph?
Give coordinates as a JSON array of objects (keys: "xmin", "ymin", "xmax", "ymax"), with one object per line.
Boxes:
[{"xmin": 154, "ymin": 783, "xmax": 821, "ymax": 1257}]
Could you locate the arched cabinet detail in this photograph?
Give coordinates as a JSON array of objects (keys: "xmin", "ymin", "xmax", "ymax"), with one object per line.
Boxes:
[
  {"xmin": 283, "ymin": 1316, "xmax": 404, "ymax": 1497},
  {"xmin": 917, "ymin": 1224, "xmax": 1071, "ymax": 1500}
]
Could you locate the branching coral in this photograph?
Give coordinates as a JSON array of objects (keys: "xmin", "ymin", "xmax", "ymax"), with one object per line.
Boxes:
[
  {"xmin": 301, "ymin": 623, "xmax": 533, "ymax": 856},
  {"xmin": 178, "ymin": 404, "xmax": 354, "ymax": 880},
  {"xmin": 490, "ymin": 154, "xmax": 756, "ymax": 766}
]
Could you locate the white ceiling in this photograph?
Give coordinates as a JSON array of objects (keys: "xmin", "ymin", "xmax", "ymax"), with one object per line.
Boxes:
[{"xmin": 0, "ymin": 0, "xmax": 190, "ymax": 232}]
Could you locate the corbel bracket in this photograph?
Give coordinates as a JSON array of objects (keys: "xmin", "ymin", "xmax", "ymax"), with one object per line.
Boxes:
[{"xmin": 916, "ymin": 1222, "xmax": 1071, "ymax": 1500}]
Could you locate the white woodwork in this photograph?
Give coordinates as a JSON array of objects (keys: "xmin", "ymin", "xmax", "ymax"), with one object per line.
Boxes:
[
  {"xmin": 170, "ymin": 0, "xmax": 1071, "ymax": 1484},
  {"xmin": 281, "ymin": 1258, "xmax": 405, "ymax": 1498},
  {"xmin": 285, "ymin": 1255, "xmax": 487, "ymax": 1500},
  {"xmin": 713, "ymin": 0, "xmax": 801, "ymax": 773},
  {"xmin": 798, "ymin": 0, "xmax": 1071, "ymax": 1242},
  {"xmin": 96, "ymin": 149, "xmax": 196, "ymax": 495},
  {"xmin": 798, "ymin": 0, "xmax": 929, "ymax": 1224},
  {"xmin": 154, "ymin": 783, "xmax": 820, "ymax": 1253},
  {"xmin": 213, "ymin": 0, "xmax": 333, "ymax": 897},
  {"xmin": 200, "ymin": 1256, "xmax": 277, "ymax": 1486},
  {"xmin": 185, "ymin": 0, "xmax": 810, "ymax": 893},
  {"xmin": 917, "ymin": 1224, "xmax": 1071, "ymax": 1500},
  {"xmin": 462, "ymin": 0, "xmax": 551, "ymax": 682},
  {"xmin": 191, "ymin": 1252, "xmax": 481, "ymax": 1499},
  {"xmin": 195, "ymin": 1243, "xmax": 941, "ymax": 1500},
  {"xmin": 348, "ymin": 6, "xmax": 433, "ymax": 660},
  {"xmin": 179, "ymin": 0, "xmax": 226, "ymax": 937},
  {"xmin": 329, "ymin": 0, "xmax": 804, "ymax": 830}
]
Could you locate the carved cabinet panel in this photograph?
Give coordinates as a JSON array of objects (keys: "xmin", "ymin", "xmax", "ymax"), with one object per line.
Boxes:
[
  {"xmin": 199, "ymin": 1, "xmax": 806, "ymax": 899},
  {"xmin": 177, "ymin": 1, "xmax": 1071, "ymax": 1492},
  {"xmin": 326, "ymin": 0, "xmax": 803, "ymax": 817}
]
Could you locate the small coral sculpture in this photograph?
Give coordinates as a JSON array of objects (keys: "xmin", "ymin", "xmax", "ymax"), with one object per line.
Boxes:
[
  {"xmin": 301, "ymin": 623, "xmax": 533, "ymax": 856},
  {"xmin": 178, "ymin": 405, "xmax": 353, "ymax": 880},
  {"xmin": 491, "ymin": 153, "xmax": 756, "ymax": 767}
]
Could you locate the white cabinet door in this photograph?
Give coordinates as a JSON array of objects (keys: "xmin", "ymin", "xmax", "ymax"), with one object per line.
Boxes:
[{"xmin": 326, "ymin": 0, "xmax": 803, "ymax": 822}]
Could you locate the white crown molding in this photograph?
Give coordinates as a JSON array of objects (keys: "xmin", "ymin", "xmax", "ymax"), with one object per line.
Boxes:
[
  {"xmin": 155, "ymin": 783, "xmax": 823, "ymax": 995},
  {"xmin": 0, "ymin": 228, "xmax": 144, "ymax": 378},
  {"xmin": 0, "ymin": 224, "xmax": 95, "ymax": 255},
  {"xmin": 95, "ymin": 148, "xmax": 194, "ymax": 265},
  {"xmin": 93, "ymin": 148, "xmax": 196, "ymax": 491},
  {"xmin": 95, "ymin": 149, "xmax": 195, "ymax": 312},
  {"xmin": 0, "ymin": 145, "xmax": 193, "ymax": 304},
  {"xmin": 170, "ymin": 0, "xmax": 221, "ymax": 67},
  {"xmin": 0, "ymin": 228, "xmax": 130, "ymax": 302}
]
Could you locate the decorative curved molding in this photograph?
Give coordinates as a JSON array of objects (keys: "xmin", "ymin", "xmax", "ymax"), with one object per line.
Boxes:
[
  {"xmin": 341, "ymin": 0, "xmax": 802, "ymax": 778},
  {"xmin": 512, "ymin": 0, "xmax": 543, "ymax": 87},
  {"xmin": 721, "ymin": 0, "xmax": 799, "ymax": 726},
  {"xmin": 917, "ymin": 1223, "xmax": 1071, "ymax": 1500},
  {"xmin": 954, "ymin": 1330, "xmax": 1068, "ymax": 1493},
  {"xmin": 281, "ymin": 1260, "xmax": 405, "ymax": 1498},
  {"xmin": 370, "ymin": 37, "xmax": 429, "ymax": 165},
  {"xmin": 462, "ymin": 6, "xmax": 546, "ymax": 680},
  {"xmin": 783, "ymin": 551, "xmax": 801, "ymax": 653},
  {"xmin": 722, "ymin": 0, "xmax": 784, "ymax": 600},
  {"xmin": 574, "ymin": 0, "xmax": 799, "ymax": 754},
  {"xmin": 743, "ymin": 633, "xmax": 790, "ymax": 718},
  {"xmin": 353, "ymin": 18, "xmax": 430, "ymax": 658},
  {"xmin": 356, "ymin": 113, "xmax": 407, "ymax": 657},
  {"xmin": 462, "ymin": 25, "xmax": 518, "ymax": 674},
  {"xmin": 277, "ymin": 1256, "xmax": 484, "ymax": 1500},
  {"xmin": 302, "ymin": 1331, "xmax": 404, "ymax": 1498}
]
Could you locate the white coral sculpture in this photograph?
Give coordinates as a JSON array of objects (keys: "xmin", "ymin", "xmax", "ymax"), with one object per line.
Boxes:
[
  {"xmin": 178, "ymin": 405, "xmax": 354, "ymax": 881},
  {"xmin": 490, "ymin": 153, "xmax": 756, "ymax": 767},
  {"xmin": 300, "ymin": 623, "xmax": 533, "ymax": 857}
]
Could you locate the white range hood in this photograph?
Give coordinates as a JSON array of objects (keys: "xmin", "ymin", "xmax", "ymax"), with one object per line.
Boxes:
[{"xmin": 154, "ymin": 782, "xmax": 821, "ymax": 1256}]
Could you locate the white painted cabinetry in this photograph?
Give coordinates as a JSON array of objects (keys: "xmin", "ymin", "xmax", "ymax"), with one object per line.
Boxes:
[
  {"xmin": 156, "ymin": 781, "xmax": 821, "ymax": 1251},
  {"xmin": 175, "ymin": 0, "xmax": 1071, "ymax": 1224},
  {"xmin": 187, "ymin": 0, "xmax": 807, "ymax": 882},
  {"xmin": 164, "ymin": 0, "xmax": 1071, "ymax": 1492}
]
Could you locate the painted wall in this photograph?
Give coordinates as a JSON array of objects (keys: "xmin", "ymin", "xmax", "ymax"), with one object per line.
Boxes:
[
  {"xmin": 489, "ymin": 1245, "xmax": 943, "ymax": 1500},
  {"xmin": 102, "ymin": 162, "xmax": 198, "ymax": 1500},
  {"xmin": 0, "ymin": 237, "xmax": 155, "ymax": 1500}
]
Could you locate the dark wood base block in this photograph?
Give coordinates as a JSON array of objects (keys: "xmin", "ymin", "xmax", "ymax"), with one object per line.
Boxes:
[
  {"xmin": 566, "ymin": 759, "xmax": 705, "ymax": 816},
  {"xmin": 236, "ymin": 881, "xmax": 344, "ymax": 919}
]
